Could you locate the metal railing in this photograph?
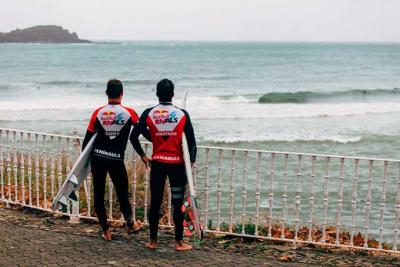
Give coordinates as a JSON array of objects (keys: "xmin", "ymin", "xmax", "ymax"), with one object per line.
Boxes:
[{"xmin": 1, "ymin": 127, "xmax": 400, "ymax": 253}]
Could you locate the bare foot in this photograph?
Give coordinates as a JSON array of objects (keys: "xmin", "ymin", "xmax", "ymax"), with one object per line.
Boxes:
[
  {"xmin": 127, "ymin": 221, "xmax": 141, "ymax": 234},
  {"xmin": 175, "ymin": 240, "xmax": 192, "ymax": 251},
  {"xmin": 145, "ymin": 239, "xmax": 158, "ymax": 250},
  {"xmin": 102, "ymin": 229, "xmax": 112, "ymax": 241}
]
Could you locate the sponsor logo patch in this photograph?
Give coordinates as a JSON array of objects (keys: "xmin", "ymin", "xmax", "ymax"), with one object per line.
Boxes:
[
  {"xmin": 94, "ymin": 149, "xmax": 121, "ymax": 158},
  {"xmin": 153, "ymin": 109, "xmax": 178, "ymax": 124},
  {"xmin": 101, "ymin": 111, "xmax": 125, "ymax": 126}
]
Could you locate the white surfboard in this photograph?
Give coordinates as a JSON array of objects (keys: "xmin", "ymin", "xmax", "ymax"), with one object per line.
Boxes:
[
  {"xmin": 52, "ymin": 133, "xmax": 97, "ymax": 212},
  {"xmin": 181, "ymin": 90, "xmax": 203, "ymax": 241}
]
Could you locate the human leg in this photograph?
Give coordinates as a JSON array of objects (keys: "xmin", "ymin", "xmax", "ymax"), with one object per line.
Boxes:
[
  {"xmin": 108, "ymin": 160, "xmax": 137, "ymax": 231},
  {"xmin": 91, "ymin": 156, "xmax": 110, "ymax": 239},
  {"xmin": 167, "ymin": 163, "xmax": 192, "ymax": 250},
  {"xmin": 147, "ymin": 161, "xmax": 167, "ymax": 247}
]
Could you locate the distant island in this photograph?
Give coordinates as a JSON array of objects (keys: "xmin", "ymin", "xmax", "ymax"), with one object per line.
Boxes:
[{"xmin": 0, "ymin": 25, "xmax": 91, "ymax": 43}]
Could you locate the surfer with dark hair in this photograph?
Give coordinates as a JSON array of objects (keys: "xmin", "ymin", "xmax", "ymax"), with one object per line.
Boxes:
[
  {"xmin": 131, "ymin": 79, "xmax": 197, "ymax": 251},
  {"xmin": 82, "ymin": 79, "xmax": 149, "ymax": 241}
]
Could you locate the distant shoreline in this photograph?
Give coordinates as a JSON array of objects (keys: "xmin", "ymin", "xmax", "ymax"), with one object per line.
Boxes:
[{"xmin": 0, "ymin": 25, "xmax": 91, "ymax": 43}]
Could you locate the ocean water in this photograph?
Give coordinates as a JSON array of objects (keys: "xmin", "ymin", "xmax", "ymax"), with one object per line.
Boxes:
[{"xmin": 1, "ymin": 42, "xmax": 400, "ymax": 159}]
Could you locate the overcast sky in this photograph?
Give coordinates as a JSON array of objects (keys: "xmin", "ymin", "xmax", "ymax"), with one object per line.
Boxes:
[{"xmin": 0, "ymin": 0, "xmax": 399, "ymax": 42}]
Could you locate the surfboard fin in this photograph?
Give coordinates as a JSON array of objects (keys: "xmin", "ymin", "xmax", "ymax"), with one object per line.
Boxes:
[
  {"xmin": 59, "ymin": 195, "xmax": 68, "ymax": 206},
  {"xmin": 69, "ymin": 190, "xmax": 78, "ymax": 201},
  {"xmin": 69, "ymin": 174, "xmax": 78, "ymax": 186},
  {"xmin": 59, "ymin": 203, "xmax": 68, "ymax": 213}
]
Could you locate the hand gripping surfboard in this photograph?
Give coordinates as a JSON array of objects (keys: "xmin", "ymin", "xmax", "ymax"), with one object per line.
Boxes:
[
  {"xmin": 181, "ymin": 90, "xmax": 203, "ymax": 243},
  {"xmin": 51, "ymin": 133, "xmax": 97, "ymax": 212}
]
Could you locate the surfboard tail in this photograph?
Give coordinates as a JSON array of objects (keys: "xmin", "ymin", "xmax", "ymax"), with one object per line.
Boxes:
[{"xmin": 51, "ymin": 133, "xmax": 97, "ymax": 212}]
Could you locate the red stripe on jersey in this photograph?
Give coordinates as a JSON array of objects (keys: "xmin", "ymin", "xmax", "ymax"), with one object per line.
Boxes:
[{"xmin": 87, "ymin": 106, "xmax": 104, "ymax": 132}]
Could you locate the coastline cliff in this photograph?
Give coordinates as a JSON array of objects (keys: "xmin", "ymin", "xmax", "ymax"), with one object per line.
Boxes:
[{"xmin": 0, "ymin": 25, "xmax": 91, "ymax": 43}]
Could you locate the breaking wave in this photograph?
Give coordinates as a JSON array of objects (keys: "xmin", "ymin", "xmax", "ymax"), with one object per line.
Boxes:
[{"xmin": 258, "ymin": 89, "xmax": 400, "ymax": 103}]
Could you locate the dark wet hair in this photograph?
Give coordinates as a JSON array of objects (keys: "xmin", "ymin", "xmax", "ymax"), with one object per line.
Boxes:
[
  {"xmin": 106, "ymin": 79, "xmax": 123, "ymax": 99},
  {"xmin": 156, "ymin": 79, "xmax": 174, "ymax": 102}
]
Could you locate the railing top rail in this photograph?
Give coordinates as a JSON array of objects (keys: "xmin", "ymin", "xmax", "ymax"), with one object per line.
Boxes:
[
  {"xmin": 1, "ymin": 127, "xmax": 399, "ymax": 163},
  {"xmin": 0, "ymin": 127, "xmax": 75, "ymax": 139},
  {"xmin": 197, "ymin": 145, "xmax": 400, "ymax": 163}
]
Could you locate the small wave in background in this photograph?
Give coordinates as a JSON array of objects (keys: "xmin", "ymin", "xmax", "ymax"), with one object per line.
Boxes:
[{"xmin": 258, "ymin": 88, "xmax": 400, "ymax": 103}]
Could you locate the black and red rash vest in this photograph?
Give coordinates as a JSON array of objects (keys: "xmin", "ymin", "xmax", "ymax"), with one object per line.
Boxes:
[
  {"xmin": 85, "ymin": 103, "xmax": 139, "ymax": 160},
  {"xmin": 138, "ymin": 103, "xmax": 197, "ymax": 164}
]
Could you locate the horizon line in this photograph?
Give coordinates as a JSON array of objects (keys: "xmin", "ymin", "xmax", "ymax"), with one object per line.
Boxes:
[{"xmin": 88, "ymin": 39, "xmax": 400, "ymax": 44}]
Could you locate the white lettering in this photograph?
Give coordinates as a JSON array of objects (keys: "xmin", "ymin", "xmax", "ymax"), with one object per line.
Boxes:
[
  {"xmin": 94, "ymin": 149, "xmax": 121, "ymax": 158},
  {"xmin": 153, "ymin": 155, "xmax": 181, "ymax": 161},
  {"xmin": 155, "ymin": 132, "xmax": 177, "ymax": 137}
]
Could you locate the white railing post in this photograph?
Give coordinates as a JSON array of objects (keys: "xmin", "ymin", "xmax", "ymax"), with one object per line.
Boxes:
[
  {"xmin": 378, "ymin": 161, "xmax": 389, "ymax": 249},
  {"xmin": 57, "ymin": 137, "xmax": 63, "ymax": 190},
  {"xmin": 132, "ymin": 151, "xmax": 137, "ymax": 223},
  {"xmin": 79, "ymin": 137, "xmax": 91, "ymax": 217},
  {"xmin": 335, "ymin": 158, "xmax": 345, "ymax": 245},
  {"xmin": 394, "ymin": 162, "xmax": 400, "ymax": 251},
  {"xmin": 0, "ymin": 129, "xmax": 4, "ymax": 202},
  {"xmin": 20, "ymin": 132, "xmax": 26, "ymax": 205},
  {"xmin": 85, "ymin": 173, "xmax": 92, "ymax": 217},
  {"xmin": 204, "ymin": 148, "xmax": 210, "ymax": 230},
  {"xmin": 294, "ymin": 154, "xmax": 303, "ymax": 242},
  {"xmin": 42, "ymin": 135, "xmax": 48, "ymax": 209},
  {"xmin": 241, "ymin": 151, "xmax": 248, "ymax": 235},
  {"xmin": 254, "ymin": 152, "xmax": 262, "ymax": 237},
  {"xmin": 307, "ymin": 156, "xmax": 316, "ymax": 242},
  {"xmin": 69, "ymin": 129, "xmax": 80, "ymax": 223},
  {"xmin": 349, "ymin": 159, "xmax": 359, "ymax": 246},
  {"xmin": 27, "ymin": 133, "xmax": 32, "ymax": 206},
  {"xmin": 50, "ymin": 136, "xmax": 55, "ymax": 198},
  {"xmin": 281, "ymin": 154, "xmax": 289, "ymax": 239},
  {"xmin": 12, "ymin": 131, "xmax": 18, "ymax": 203},
  {"xmin": 364, "ymin": 160, "xmax": 374, "ymax": 248},
  {"xmin": 6, "ymin": 130, "xmax": 12, "ymax": 206},
  {"xmin": 228, "ymin": 150, "xmax": 236, "ymax": 233},
  {"xmin": 267, "ymin": 153, "xmax": 275, "ymax": 238},
  {"xmin": 216, "ymin": 149, "xmax": 223, "ymax": 232},
  {"xmin": 34, "ymin": 134, "xmax": 40, "ymax": 207},
  {"xmin": 65, "ymin": 137, "xmax": 71, "ymax": 214},
  {"xmin": 321, "ymin": 156, "xmax": 330, "ymax": 243}
]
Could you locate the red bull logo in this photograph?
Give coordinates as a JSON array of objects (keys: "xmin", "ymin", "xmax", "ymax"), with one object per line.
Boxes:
[
  {"xmin": 101, "ymin": 111, "xmax": 116, "ymax": 126},
  {"xmin": 153, "ymin": 109, "xmax": 178, "ymax": 124}
]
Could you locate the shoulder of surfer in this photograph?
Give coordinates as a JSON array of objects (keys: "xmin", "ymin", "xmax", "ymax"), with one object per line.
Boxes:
[
  {"xmin": 120, "ymin": 105, "xmax": 139, "ymax": 123},
  {"xmin": 175, "ymin": 106, "xmax": 190, "ymax": 118},
  {"xmin": 171, "ymin": 104, "xmax": 188, "ymax": 113}
]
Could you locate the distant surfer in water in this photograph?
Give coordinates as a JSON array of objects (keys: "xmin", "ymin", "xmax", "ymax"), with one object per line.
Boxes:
[
  {"xmin": 132, "ymin": 79, "xmax": 197, "ymax": 251},
  {"xmin": 82, "ymin": 79, "xmax": 149, "ymax": 241}
]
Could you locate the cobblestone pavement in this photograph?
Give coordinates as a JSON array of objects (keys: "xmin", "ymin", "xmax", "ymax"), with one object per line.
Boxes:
[{"xmin": 1, "ymin": 205, "xmax": 400, "ymax": 266}]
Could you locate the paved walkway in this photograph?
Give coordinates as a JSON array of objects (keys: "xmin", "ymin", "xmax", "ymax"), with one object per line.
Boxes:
[{"xmin": 1, "ymin": 205, "xmax": 399, "ymax": 266}]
